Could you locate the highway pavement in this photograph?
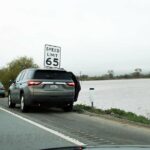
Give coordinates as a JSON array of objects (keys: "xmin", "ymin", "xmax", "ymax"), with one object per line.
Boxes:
[{"xmin": 0, "ymin": 97, "xmax": 150, "ymax": 150}]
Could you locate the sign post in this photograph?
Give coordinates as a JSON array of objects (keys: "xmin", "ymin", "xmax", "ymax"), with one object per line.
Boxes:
[
  {"xmin": 89, "ymin": 88, "xmax": 95, "ymax": 108},
  {"xmin": 44, "ymin": 44, "xmax": 61, "ymax": 68}
]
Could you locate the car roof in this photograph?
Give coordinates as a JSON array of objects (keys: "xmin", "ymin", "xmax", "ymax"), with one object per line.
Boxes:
[{"xmin": 24, "ymin": 68, "xmax": 67, "ymax": 72}]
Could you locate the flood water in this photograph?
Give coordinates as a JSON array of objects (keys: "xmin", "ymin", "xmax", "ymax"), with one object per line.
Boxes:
[{"xmin": 76, "ymin": 79, "xmax": 150, "ymax": 119}]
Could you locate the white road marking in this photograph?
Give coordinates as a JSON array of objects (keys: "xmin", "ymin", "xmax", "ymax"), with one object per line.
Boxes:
[{"xmin": 0, "ymin": 107, "xmax": 85, "ymax": 146}]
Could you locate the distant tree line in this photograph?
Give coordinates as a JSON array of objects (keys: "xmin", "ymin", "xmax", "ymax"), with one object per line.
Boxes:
[
  {"xmin": 0, "ymin": 56, "xmax": 38, "ymax": 90},
  {"xmin": 1, "ymin": 56, "xmax": 149, "ymax": 89},
  {"xmin": 78, "ymin": 68, "xmax": 150, "ymax": 81}
]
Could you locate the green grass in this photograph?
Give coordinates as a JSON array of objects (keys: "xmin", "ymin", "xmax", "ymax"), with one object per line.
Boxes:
[
  {"xmin": 74, "ymin": 104, "xmax": 150, "ymax": 125},
  {"xmin": 74, "ymin": 104, "xmax": 105, "ymax": 114}
]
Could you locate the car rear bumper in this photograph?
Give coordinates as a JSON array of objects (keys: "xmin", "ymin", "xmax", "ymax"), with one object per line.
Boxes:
[{"xmin": 27, "ymin": 95, "xmax": 74, "ymax": 106}]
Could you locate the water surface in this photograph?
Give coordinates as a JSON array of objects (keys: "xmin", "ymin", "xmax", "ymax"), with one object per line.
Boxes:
[{"xmin": 77, "ymin": 79, "xmax": 150, "ymax": 118}]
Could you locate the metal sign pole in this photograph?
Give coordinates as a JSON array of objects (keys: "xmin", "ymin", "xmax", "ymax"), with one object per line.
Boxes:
[{"xmin": 89, "ymin": 88, "xmax": 95, "ymax": 108}]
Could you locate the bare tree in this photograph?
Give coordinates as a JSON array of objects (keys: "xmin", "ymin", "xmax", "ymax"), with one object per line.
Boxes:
[
  {"xmin": 108, "ymin": 70, "xmax": 114, "ymax": 79},
  {"xmin": 133, "ymin": 68, "xmax": 142, "ymax": 78}
]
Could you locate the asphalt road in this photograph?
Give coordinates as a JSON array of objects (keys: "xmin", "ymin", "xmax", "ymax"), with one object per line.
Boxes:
[
  {"xmin": 0, "ymin": 109, "xmax": 77, "ymax": 150},
  {"xmin": 0, "ymin": 97, "xmax": 150, "ymax": 149}
]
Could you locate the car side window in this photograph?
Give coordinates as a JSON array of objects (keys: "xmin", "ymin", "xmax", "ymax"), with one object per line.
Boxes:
[
  {"xmin": 15, "ymin": 71, "xmax": 25, "ymax": 82},
  {"xmin": 15, "ymin": 72, "xmax": 23, "ymax": 82},
  {"xmin": 19, "ymin": 71, "xmax": 26, "ymax": 81},
  {"xmin": 23, "ymin": 70, "xmax": 33, "ymax": 80}
]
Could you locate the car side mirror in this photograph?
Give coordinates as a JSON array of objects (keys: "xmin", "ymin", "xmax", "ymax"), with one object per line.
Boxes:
[{"xmin": 9, "ymin": 80, "xmax": 16, "ymax": 84}]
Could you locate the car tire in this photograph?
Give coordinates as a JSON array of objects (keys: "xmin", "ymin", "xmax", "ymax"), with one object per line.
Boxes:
[
  {"xmin": 8, "ymin": 93, "xmax": 15, "ymax": 108},
  {"xmin": 20, "ymin": 94, "xmax": 28, "ymax": 113},
  {"xmin": 63, "ymin": 103, "xmax": 73, "ymax": 112}
]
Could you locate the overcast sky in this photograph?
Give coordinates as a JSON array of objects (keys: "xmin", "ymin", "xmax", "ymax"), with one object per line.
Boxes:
[{"xmin": 0, "ymin": 0, "xmax": 150, "ymax": 75}]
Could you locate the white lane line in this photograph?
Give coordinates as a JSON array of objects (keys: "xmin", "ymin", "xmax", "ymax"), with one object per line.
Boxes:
[{"xmin": 0, "ymin": 107, "xmax": 85, "ymax": 146}]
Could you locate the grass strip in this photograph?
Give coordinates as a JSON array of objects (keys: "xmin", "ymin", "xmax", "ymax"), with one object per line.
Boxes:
[{"xmin": 74, "ymin": 104, "xmax": 150, "ymax": 125}]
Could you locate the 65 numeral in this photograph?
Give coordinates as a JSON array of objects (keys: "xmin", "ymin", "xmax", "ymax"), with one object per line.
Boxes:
[{"xmin": 46, "ymin": 58, "xmax": 59, "ymax": 66}]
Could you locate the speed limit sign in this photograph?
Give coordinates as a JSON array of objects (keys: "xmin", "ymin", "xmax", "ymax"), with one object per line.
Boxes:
[{"xmin": 44, "ymin": 44, "xmax": 61, "ymax": 68}]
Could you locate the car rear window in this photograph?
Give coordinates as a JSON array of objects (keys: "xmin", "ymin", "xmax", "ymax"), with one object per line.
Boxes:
[{"xmin": 33, "ymin": 70, "xmax": 72, "ymax": 80}]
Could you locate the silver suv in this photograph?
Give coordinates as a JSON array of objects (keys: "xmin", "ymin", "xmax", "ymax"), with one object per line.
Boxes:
[{"xmin": 8, "ymin": 68, "xmax": 76, "ymax": 112}]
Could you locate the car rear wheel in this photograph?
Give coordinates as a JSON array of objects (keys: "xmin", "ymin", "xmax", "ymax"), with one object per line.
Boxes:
[
  {"xmin": 8, "ymin": 93, "xmax": 15, "ymax": 108},
  {"xmin": 63, "ymin": 103, "xmax": 73, "ymax": 112},
  {"xmin": 20, "ymin": 94, "xmax": 28, "ymax": 113}
]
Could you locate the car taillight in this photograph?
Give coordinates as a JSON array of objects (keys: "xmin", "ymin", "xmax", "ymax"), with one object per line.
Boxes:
[
  {"xmin": 67, "ymin": 82, "xmax": 75, "ymax": 87},
  {"xmin": 28, "ymin": 81, "xmax": 41, "ymax": 86}
]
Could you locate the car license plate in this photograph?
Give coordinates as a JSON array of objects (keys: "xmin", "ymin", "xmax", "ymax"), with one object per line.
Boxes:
[{"xmin": 50, "ymin": 85, "xmax": 58, "ymax": 89}]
